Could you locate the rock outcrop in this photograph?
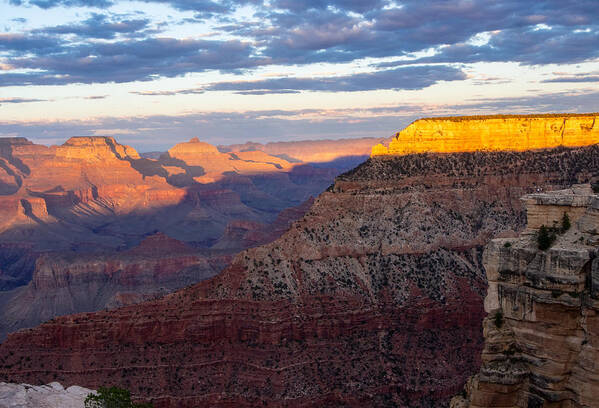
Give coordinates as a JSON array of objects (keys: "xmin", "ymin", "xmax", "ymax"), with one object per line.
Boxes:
[
  {"xmin": 0, "ymin": 382, "xmax": 93, "ymax": 408},
  {"xmin": 372, "ymin": 114, "xmax": 599, "ymax": 156},
  {"xmin": 165, "ymin": 137, "xmax": 295, "ymax": 183},
  {"xmin": 454, "ymin": 185, "xmax": 599, "ymax": 408},
  {"xmin": 3, "ymin": 140, "xmax": 599, "ymax": 407}
]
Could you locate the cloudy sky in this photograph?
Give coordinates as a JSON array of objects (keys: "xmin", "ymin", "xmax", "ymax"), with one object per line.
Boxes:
[{"xmin": 0, "ymin": 0, "xmax": 598, "ymax": 150}]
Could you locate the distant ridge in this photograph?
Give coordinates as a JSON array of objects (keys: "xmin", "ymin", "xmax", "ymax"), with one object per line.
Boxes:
[{"xmin": 220, "ymin": 136, "xmax": 384, "ymax": 164}]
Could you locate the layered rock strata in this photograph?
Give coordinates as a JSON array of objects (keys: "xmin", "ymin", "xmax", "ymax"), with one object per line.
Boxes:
[
  {"xmin": 454, "ymin": 185, "xmax": 599, "ymax": 408},
  {"xmin": 2, "ymin": 143, "xmax": 599, "ymax": 407},
  {"xmin": 372, "ymin": 114, "xmax": 599, "ymax": 156},
  {"xmin": 0, "ymin": 233, "xmax": 221, "ymax": 340}
]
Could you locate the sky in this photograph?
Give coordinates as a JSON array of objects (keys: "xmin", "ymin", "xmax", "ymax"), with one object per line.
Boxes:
[{"xmin": 0, "ymin": 0, "xmax": 598, "ymax": 151}]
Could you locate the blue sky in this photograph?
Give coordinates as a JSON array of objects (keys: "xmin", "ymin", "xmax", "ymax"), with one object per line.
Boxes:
[{"xmin": 0, "ymin": 0, "xmax": 598, "ymax": 151}]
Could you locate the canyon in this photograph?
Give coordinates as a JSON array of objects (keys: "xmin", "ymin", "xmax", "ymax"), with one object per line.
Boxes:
[
  {"xmin": 1, "ymin": 115, "xmax": 599, "ymax": 407},
  {"xmin": 0, "ymin": 136, "xmax": 356, "ymax": 339},
  {"xmin": 454, "ymin": 185, "xmax": 599, "ymax": 408}
]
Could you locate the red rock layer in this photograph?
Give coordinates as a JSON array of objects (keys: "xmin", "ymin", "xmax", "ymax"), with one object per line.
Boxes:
[{"xmin": 3, "ymin": 145, "xmax": 599, "ymax": 406}]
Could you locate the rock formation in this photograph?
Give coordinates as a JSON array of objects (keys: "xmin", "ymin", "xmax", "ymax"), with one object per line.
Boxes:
[
  {"xmin": 372, "ymin": 114, "xmax": 599, "ymax": 156},
  {"xmin": 2, "ymin": 136, "xmax": 599, "ymax": 406},
  {"xmin": 0, "ymin": 382, "xmax": 93, "ymax": 408},
  {"xmin": 165, "ymin": 138, "xmax": 295, "ymax": 184},
  {"xmin": 2, "ymin": 116, "xmax": 598, "ymax": 407},
  {"xmin": 453, "ymin": 185, "xmax": 599, "ymax": 408}
]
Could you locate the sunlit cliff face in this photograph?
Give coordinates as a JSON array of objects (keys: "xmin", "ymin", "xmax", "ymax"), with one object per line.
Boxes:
[{"xmin": 372, "ymin": 114, "xmax": 599, "ymax": 156}]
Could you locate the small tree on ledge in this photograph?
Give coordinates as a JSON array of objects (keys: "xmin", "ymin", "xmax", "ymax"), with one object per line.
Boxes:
[{"xmin": 85, "ymin": 386, "xmax": 153, "ymax": 408}]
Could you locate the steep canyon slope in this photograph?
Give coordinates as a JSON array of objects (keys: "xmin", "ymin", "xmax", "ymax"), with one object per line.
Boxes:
[{"xmin": 2, "ymin": 115, "xmax": 599, "ymax": 407}]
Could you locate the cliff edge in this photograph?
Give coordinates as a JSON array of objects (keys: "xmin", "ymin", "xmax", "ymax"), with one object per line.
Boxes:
[
  {"xmin": 372, "ymin": 114, "xmax": 599, "ymax": 156},
  {"xmin": 454, "ymin": 185, "xmax": 599, "ymax": 408}
]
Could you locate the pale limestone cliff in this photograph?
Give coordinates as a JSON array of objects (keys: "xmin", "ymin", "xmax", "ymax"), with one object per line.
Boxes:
[
  {"xmin": 372, "ymin": 114, "xmax": 599, "ymax": 156},
  {"xmin": 454, "ymin": 185, "xmax": 599, "ymax": 408},
  {"xmin": 0, "ymin": 382, "xmax": 93, "ymax": 408}
]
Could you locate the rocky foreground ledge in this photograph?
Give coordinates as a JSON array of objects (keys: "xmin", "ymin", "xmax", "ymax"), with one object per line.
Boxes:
[
  {"xmin": 453, "ymin": 184, "xmax": 599, "ymax": 407},
  {"xmin": 0, "ymin": 382, "xmax": 93, "ymax": 407}
]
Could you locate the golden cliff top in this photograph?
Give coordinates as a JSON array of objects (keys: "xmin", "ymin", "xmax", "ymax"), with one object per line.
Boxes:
[{"xmin": 371, "ymin": 113, "xmax": 599, "ymax": 156}]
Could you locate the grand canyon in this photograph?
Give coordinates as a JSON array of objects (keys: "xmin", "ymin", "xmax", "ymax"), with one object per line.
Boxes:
[
  {"xmin": 1, "ymin": 114, "xmax": 599, "ymax": 407},
  {"xmin": 2, "ymin": 1, "xmax": 598, "ymax": 406}
]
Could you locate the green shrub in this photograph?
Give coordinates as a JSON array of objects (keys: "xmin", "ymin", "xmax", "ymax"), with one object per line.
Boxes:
[
  {"xmin": 503, "ymin": 242, "xmax": 512, "ymax": 248},
  {"xmin": 85, "ymin": 386, "xmax": 152, "ymax": 408}
]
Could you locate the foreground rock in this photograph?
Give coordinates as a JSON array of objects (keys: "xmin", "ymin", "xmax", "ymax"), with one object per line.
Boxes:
[
  {"xmin": 0, "ymin": 382, "xmax": 92, "ymax": 408},
  {"xmin": 2, "ymin": 138, "xmax": 599, "ymax": 406},
  {"xmin": 454, "ymin": 185, "xmax": 599, "ymax": 407}
]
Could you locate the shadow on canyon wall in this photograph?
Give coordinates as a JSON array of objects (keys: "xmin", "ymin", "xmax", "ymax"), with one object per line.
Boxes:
[{"xmin": 0, "ymin": 137, "xmax": 370, "ymax": 339}]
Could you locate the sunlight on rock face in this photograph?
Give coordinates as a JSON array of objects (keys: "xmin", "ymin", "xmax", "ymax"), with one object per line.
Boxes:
[{"xmin": 372, "ymin": 114, "xmax": 599, "ymax": 156}]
